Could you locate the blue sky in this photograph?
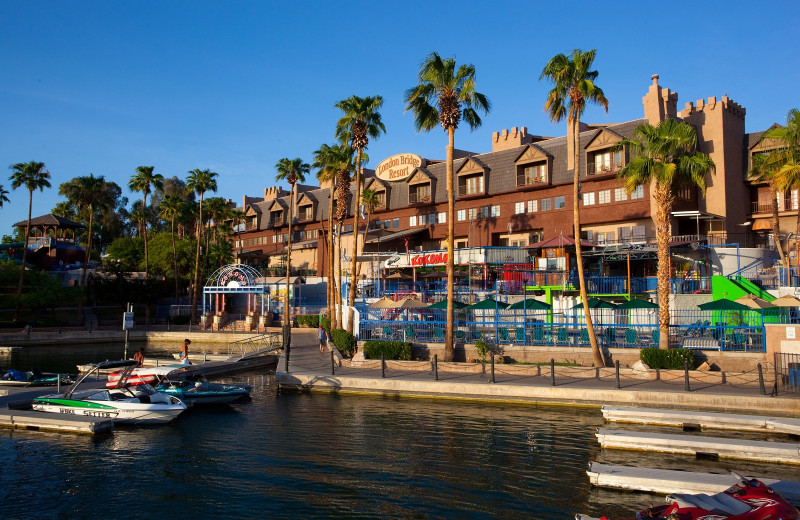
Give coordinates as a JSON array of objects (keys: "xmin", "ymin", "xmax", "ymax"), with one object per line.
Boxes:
[{"xmin": 1, "ymin": 0, "xmax": 798, "ymax": 236}]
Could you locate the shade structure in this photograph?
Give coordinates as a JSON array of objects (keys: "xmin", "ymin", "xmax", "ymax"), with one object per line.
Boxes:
[
  {"xmin": 426, "ymin": 299, "xmax": 467, "ymax": 309},
  {"xmin": 572, "ymin": 298, "xmax": 616, "ymax": 310},
  {"xmin": 507, "ymin": 298, "xmax": 551, "ymax": 310},
  {"xmin": 525, "ymin": 235, "xmax": 595, "ymax": 249},
  {"xmin": 466, "ymin": 298, "xmax": 509, "ymax": 310},
  {"xmin": 735, "ymin": 294, "xmax": 775, "ymax": 309},
  {"xmin": 697, "ymin": 299, "xmax": 752, "ymax": 312},
  {"xmin": 771, "ymin": 295, "xmax": 800, "ymax": 307},
  {"xmin": 369, "ymin": 296, "xmax": 397, "ymax": 309},
  {"xmin": 615, "ymin": 298, "xmax": 658, "ymax": 310},
  {"xmin": 421, "ymin": 271, "xmax": 446, "ymax": 279},
  {"xmin": 393, "ymin": 297, "xmax": 428, "ymax": 309},
  {"xmin": 383, "ymin": 272, "xmax": 412, "ymax": 281}
]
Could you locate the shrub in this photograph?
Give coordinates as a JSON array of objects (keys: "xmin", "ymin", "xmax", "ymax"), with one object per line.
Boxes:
[
  {"xmin": 320, "ymin": 316, "xmax": 331, "ymax": 333},
  {"xmin": 363, "ymin": 341, "xmax": 412, "ymax": 361},
  {"xmin": 640, "ymin": 348, "xmax": 695, "ymax": 370},
  {"xmin": 474, "ymin": 339, "xmax": 492, "ymax": 362},
  {"xmin": 331, "ymin": 328, "xmax": 356, "ymax": 356},
  {"xmin": 296, "ymin": 314, "xmax": 320, "ymax": 328}
]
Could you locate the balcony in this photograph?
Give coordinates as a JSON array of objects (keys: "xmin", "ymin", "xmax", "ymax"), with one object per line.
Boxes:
[
  {"xmin": 516, "ymin": 174, "xmax": 546, "ymax": 187},
  {"xmin": 751, "ymin": 201, "xmax": 799, "ymax": 214},
  {"xmin": 457, "ymin": 186, "xmax": 484, "ymax": 197},
  {"xmin": 587, "ymin": 162, "xmax": 624, "ymax": 175},
  {"xmin": 409, "ymin": 192, "xmax": 431, "ymax": 205}
]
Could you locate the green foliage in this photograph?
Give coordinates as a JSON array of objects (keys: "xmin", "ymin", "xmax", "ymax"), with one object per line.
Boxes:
[
  {"xmin": 320, "ymin": 316, "xmax": 331, "ymax": 333},
  {"xmin": 296, "ymin": 314, "xmax": 320, "ymax": 328},
  {"xmin": 107, "ymin": 237, "xmax": 144, "ymax": 271},
  {"xmin": 331, "ymin": 328, "xmax": 356, "ymax": 356},
  {"xmin": 362, "ymin": 341, "xmax": 412, "ymax": 361},
  {"xmin": 474, "ymin": 339, "xmax": 492, "ymax": 362},
  {"xmin": 640, "ymin": 348, "xmax": 695, "ymax": 370}
]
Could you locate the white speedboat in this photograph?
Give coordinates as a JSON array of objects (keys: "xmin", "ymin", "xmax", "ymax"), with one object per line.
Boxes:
[{"xmin": 32, "ymin": 360, "xmax": 187, "ymax": 424}]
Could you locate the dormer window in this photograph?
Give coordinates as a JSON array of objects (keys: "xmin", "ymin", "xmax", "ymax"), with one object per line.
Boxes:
[
  {"xmin": 517, "ymin": 163, "xmax": 547, "ymax": 186},
  {"xmin": 514, "ymin": 145, "xmax": 551, "ymax": 188},
  {"xmin": 269, "ymin": 210, "xmax": 283, "ymax": 228},
  {"xmin": 458, "ymin": 174, "xmax": 484, "ymax": 196},
  {"xmin": 410, "ymin": 183, "xmax": 431, "ymax": 204},
  {"xmin": 298, "ymin": 204, "xmax": 313, "ymax": 221},
  {"xmin": 374, "ymin": 190, "xmax": 386, "ymax": 209},
  {"xmin": 588, "ymin": 148, "xmax": 624, "ymax": 175}
]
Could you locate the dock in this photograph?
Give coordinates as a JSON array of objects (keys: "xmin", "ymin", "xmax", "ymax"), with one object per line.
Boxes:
[
  {"xmin": 586, "ymin": 462, "xmax": 800, "ymax": 505},
  {"xmin": 0, "ymin": 409, "xmax": 113, "ymax": 434},
  {"xmin": 596, "ymin": 428, "xmax": 800, "ymax": 464}
]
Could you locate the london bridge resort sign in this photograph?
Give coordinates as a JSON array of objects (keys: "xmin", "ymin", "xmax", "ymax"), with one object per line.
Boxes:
[{"xmin": 375, "ymin": 153, "xmax": 426, "ymax": 182}]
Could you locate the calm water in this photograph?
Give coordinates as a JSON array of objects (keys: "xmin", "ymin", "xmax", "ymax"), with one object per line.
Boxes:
[{"xmin": 1, "ymin": 343, "xmax": 784, "ymax": 519}]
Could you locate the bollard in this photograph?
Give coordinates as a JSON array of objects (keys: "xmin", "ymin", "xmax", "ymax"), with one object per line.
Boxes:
[
  {"xmin": 684, "ymin": 361, "xmax": 690, "ymax": 392},
  {"xmin": 381, "ymin": 353, "xmax": 385, "ymax": 378},
  {"xmin": 189, "ymin": 321, "xmax": 192, "ymax": 332},
  {"xmin": 204, "ymin": 352, "xmax": 207, "ymax": 362},
  {"xmin": 59, "ymin": 324, "xmax": 63, "ymax": 335},
  {"xmin": 167, "ymin": 320, "xmax": 170, "ymax": 332},
  {"xmin": 490, "ymin": 354, "xmax": 495, "ymax": 384},
  {"xmin": 434, "ymin": 354, "xmax": 439, "ymax": 381},
  {"xmin": 758, "ymin": 363, "xmax": 766, "ymax": 395},
  {"xmin": 551, "ymin": 359, "xmax": 556, "ymax": 387},
  {"xmin": 615, "ymin": 360, "xmax": 621, "ymax": 389},
  {"xmin": 57, "ymin": 374, "xmax": 61, "ymax": 394},
  {"xmin": 88, "ymin": 322, "xmax": 92, "ymax": 334},
  {"xmin": 330, "ymin": 349, "xmax": 335, "ymax": 376}
]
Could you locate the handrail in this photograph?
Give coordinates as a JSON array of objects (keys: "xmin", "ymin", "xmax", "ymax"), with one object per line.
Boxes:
[{"xmin": 227, "ymin": 332, "xmax": 282, "ymax": 360}]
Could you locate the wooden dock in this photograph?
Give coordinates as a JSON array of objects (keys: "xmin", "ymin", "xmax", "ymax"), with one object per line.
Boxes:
[
  {"xmin": 602, "ymin": 405, "xmax": 800, "ymax": 435},
  {"xmin": 586, "ymin": 462, "xmax": 800, "ymax": 505},
  {"xmin": 596, "ymin": 428, "xmax": 800, "ymax": 464},
  {"xmin": 0, "ymin": 409, "xmax": 113, "ymax": 434}
]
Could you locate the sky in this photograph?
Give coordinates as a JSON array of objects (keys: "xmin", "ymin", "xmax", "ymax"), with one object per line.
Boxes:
[{"xmin": 1, "ymin": 0, "xmax": 799, "ymax": 236}]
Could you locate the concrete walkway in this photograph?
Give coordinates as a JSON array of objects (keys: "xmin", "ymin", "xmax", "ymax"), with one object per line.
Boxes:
[{"xmin": 276, "ymin": 331, "xmax": 800, "ymax": 416}]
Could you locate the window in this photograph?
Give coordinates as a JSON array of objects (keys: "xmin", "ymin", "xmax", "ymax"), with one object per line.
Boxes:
[
  {"xmin": 384, "ymin": 219, "xmax": 390, "ymax": 229},
  {"xmin": 345, "ymin": 225, "xmax": 352, "ymax": 232},
  {"xmin": 410, "ymin": 184, "xmax": 431, "ymax": 204},
  {"xmin": 619, "ymin": 227, "xmax": 631, "ymax": 242},
  {"xmin": 468, "ymin": 208, "xmax": 478, "ymax": 220},
  {"xmin": 375, "ymin": 191, "xmax": 386, "ymax": 208},
  {"xmin": 438, "ymin": 212, "xmax": 446, "ymax": 224},
  {"xmin": 515, "ymin": 202, "xmax": 525, "ymax": 215},
  {"xmin": 590, "ymin": 149, "xmax": 624, "ymax": 174},
  {"xmin": 459, "ymin": 174, "xmax": 484, "ymax": 196},
  {"xmin": 392, "ymin": 218, "xmax": 399, "ymax": 228},
  {"xmin": 632, "ymin": 225, "xmax": 646, "ymax": 242},
  {"xmin": 518, "ymin": 163, "xmax": 547, "ymax": 186},
  {"xmin": 583, "ymin": 192, "xmax": 595, "ymax": 206},
  {"xmin": 457, "ymin": 209, "xmax": 466, "ymax": 222},
  {"xmin": 479, "ymin": 206, "xmax": 490, "ymax": 219},
  {"xmin": 528, "ymin": 200, "xmax": 538, "ymax": 212},
  {"xmin": 598, "ymin": 190, "xmax": 611, "ymax": 204},
  {"xmin": 419, "ymin": 214, "xmax": 426, "ymax": 226},
  {"xmin": 455, "ymin": 240, "xmax": 468, "ymax": 248},
  {"xmin": 615, "ymin": 188, "xmax": 627, "ymax": 202},
  {"xmin": 541, "ymin": 198, "xmax": 551, "ymax": 211},
  {"xmin": 631, "ymin": 185, "xmax": 644, "ymax": 200},
  {"xmin": 272, "ymin": 235, "xmax": 276, "ymax": 244},
  {"xmin": 491, "ymin": 205, "xmax": 500, "ymax": 217},
  {"xmin": 299, "ymin": 231, "xmax": 305, "ymax": 240},
  {"xmin": 554, "ymin": 196, "xmax": 566, "ymax": 209},
  {"xmin": 298, "ymin": 206, "xmax": 313, "ymax": 221},
  {"xmin": 409, "ymin": 216, "xmax": 417, "ymax": 227}
]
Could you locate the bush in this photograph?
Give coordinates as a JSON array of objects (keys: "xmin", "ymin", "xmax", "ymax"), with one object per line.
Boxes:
[
  {"xmin": 296, "ymin": 314, "xmax": 320, "ymax": 328},
  {"xmin": 331, "ymin": 328, "xmax": 356, "ymax": 356},
  {"xmin": 363, "ymin": 341, "xmax": 412, "ymax": 361},
  {"xmin": 320, "ymin": 316, "xmax": 331, "ymax": 333},
  {"xmin": 640, "ymin": 348, "xmax": 695, "ymax": 370},
  {"xmin": 474, "ymin": 339, "xmax": 492, "ymax": 362}
]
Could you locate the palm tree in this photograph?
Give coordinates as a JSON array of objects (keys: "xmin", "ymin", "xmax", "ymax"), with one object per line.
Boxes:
[
  {"xmin": 276, "ymin": 158, "xmax": 310, "ymax": 349},
  {"xmin": 9, "ymin": 161, "xmax": 51, "ymax": 322},
  {"xmin": 768, "ymin": 109, "xmax": 800, "ymax": 272},
  {"xmin": 160, "ymin": 194, "xmax": 184, "ymax": 300},
  {"xmin": 0, "ymin": 185, "xmax": 9, "ymax": 208},
  {"xmin": 335, "ymin": 95, "xmax": 386, "ymax": 333},
  {"xmin": 128, "ymin": 166, "xmax": 164, "ymax": 277},
  {"xmin": 617, "ymin": 119, "xmax": 715, "ymax": 350},
  {"xmin": 58, "ymin": 174, "xmax": 111, "ymax": 318},
  {"xmin": 540, "ymin": 49, "xmax": 609, "ymax": 367},
  {"xmin": 186, "ymin": 169, "xmax": 218, "ymax": 323},
  {"xmin": 229, "ymin": 208, "xmax": 247, "ymax": 261},
  {"xmin": 405, "ymin": 52, "xmax": 491, "ymax": 361},
  {"xmin": 748, "ymin": 151, "xmax": 786, "ymax": 266},
  {"xmin": 357, "ymin": 188, "xmax": 379, "ymax": 279}
]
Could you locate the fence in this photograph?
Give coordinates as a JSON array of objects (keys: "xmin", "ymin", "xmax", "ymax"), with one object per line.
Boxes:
[{"xmin": 775, "ymin": 352, "xmax": 800, "ymax": 395}]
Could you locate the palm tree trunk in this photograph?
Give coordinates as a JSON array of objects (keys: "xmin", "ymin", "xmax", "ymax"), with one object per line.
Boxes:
[
  {"xmin": 795, "ymin": 204, "xmax": 800, "ymax": 275},
  {"xmin": 191, "ymin": 195, "xmax": 204, "ymax": 323},
  {"xmin": 14, "ymin": 190, "xmax": 33, "ymax": 322},
  {"xmin": 171, "ymin": 217, "xmax": 179, "ymax": 300},
  {"xmin": 654, "ymin": 184, "xmax": 673, "ymax": 350},
  {"xmin": 445, "ymin": 127, "xmax": 455, "ymax": 362},
  {"xmin": 285, "ymin": 184, "xmax": 294, "ymax": 351},
  {"xmin": 78, "ymin": 210, "xmax": 94, "ymax": 317},
  {"xmin": 346, "ymin": 154, "xmax": 363, "ymax": 333},
  {"xmin": 143, "ymin": 191, "xmax": 149, "ymax": 278},
  {"xmin": 327, "ymin": 183, "xmax": 336, "ymax": 328},
  {"xmin": 571, "ymin": 117, "xmax": 604, "ymax": 367},
  {"xmin": 771, "ymin": 186, "xmax": 787, "ymax": 267},
  {"xmin": 356, "ymin": 206, "xmax": 372, "ymax": 279},
  {"xmin": 335, "ymin": 222, "xmax": 343, "ymax": 329}
]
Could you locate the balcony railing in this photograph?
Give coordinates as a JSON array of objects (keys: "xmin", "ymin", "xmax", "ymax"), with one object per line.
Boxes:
[
  {"xmin": 587, "ymin": 162, "xmax": 624, "ymax": 175},
  {"xmin": 516, "ymin": 174, "xmax": 546, "ymax": 187},
  {"xmin": 409, "ymin": 192, "xmax": 432, "ymax": 204},
  {"xmin": 751, "ymin": 201, "xmax": 799, "ymax": 214},
  {"xmin": 457, "ymin": 185, "xmax": 483, "ymax": 197}
]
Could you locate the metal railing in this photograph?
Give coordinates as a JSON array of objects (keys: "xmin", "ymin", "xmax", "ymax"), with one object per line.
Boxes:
[{"xmin": 227, "ymin": 332, "xmax": 282, "ymax": 359}]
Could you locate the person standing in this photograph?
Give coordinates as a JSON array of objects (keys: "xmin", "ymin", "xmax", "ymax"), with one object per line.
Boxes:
[
  {"xmin": 318, "ymin": 325, "xmax": 327, "ymax": 353},
  {"xmin": 180, "ymin": 338, "xmax": 192, "ymax": 365},
  {"xmin": 133, "ymin": 348, "xmax": 145, "ymax": 367}
]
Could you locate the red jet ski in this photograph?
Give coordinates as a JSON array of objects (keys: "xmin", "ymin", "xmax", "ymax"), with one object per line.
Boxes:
[{"xmin": 586, "ymin": 473, "xmax": 799, "ymax": 520}]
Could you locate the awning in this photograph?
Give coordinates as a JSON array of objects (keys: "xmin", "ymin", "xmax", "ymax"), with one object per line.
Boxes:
[
  {"xmin": 366, "ymin": 228, "xmax": 426, "ymax": 244},
  {"xmin": 751, "ymin": 219, "xmax": 772, "ymax": 231}
]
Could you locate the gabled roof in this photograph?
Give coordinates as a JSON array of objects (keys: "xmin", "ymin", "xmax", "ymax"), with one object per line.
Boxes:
[
  {"xmin": 364, "ymin": 177, "xmax": 389, "ymax": 191},
  {"xmin": 266, "ymin": 199, "xmax": 287, "ymax": 212},
  {"xmin": 13, "ymin": 214, "xmax": 85, "ymax": 229},
  {"xmin": 405, "ymin": 167, "xmax": 434, "ymax": 184},
  {"xmin": 296, "ymin": 192, "xmax": 317, "ymax": 206},
  {"xmin": 514, "ymin": 144, "xmax": 552, "ymax": 164},
  {"xmin": 455, "ymin": 156, "xmax": 489, "ymax": 175},
  {"xmin": 584, "ymin": 127, "xmax": 624, "ymax": 151}
]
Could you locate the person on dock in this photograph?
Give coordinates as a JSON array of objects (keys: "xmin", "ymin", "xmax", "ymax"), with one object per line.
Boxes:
[
  {"xmin": 318, "ymin": 325, "xmax": 327, "ymax": 353},
  {"xmin": 133, "ymin": 348, "xmax": 145, "ymax": 367},
  {"xmin": 180, "ymin": 339, "xmax": 192, "ymax": 365}
]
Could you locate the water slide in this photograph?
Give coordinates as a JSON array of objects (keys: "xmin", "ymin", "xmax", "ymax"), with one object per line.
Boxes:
[{"xmin": 711, "ymin": 275, "xmax": 775, "ymax": 301}]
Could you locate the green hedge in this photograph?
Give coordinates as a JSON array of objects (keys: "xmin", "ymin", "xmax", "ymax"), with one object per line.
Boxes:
[
  {"xmin": 363, "ymin": 341, "xmax": 413, "ymax": 361},
  {"xmin": 320, "ymin": 316, "xmax": 331, "ymax": 333},
  {"xmin": 296, "ymin": 314, "xmax": 320, "ymax": 328},
  {"xmin": 640, "ymin": 348, "xmax": 695, "ymax": 370},
  {"xmin": 331, "ymin": 328, "xmax": 356, "ymax": 356}
]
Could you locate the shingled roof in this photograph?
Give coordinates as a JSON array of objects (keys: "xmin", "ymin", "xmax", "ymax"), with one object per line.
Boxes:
[{"xmin": 13, "ymin": 214, "xmax": 84, "ymax": 229}]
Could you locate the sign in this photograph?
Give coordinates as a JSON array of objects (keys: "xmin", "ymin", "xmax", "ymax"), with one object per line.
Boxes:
[
  {"xmin": 375, "ymin": 153, "xmax": 425, "ymax": 182},
  {"xmin": 383, "ymin": 252, "xmax": 447, "ymax": 269},
  {"xmin": 122, "ymin": 312, "xmax": 134, "ymax": 330},
  {"xmin": 787, "ymin": 327, "xmax": 796, "ymax": 339},
  {"xmin": 220, "ymin": 268, "xmax": 248, "ymax": 288}
]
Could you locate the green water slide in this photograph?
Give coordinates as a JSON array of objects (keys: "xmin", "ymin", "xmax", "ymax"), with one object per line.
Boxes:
[{"xmin": 711, "ymin": 275, "xmax": 775, "ymax": 301}]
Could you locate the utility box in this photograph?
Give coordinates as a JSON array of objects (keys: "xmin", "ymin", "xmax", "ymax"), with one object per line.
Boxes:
[{"xmin": 123, "ymin": 312, "xmax": 134, "ymax": 330}]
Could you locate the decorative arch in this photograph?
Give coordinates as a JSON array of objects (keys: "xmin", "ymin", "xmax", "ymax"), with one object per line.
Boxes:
[{"xmin": 202, "ymin": 263, "xmax": 270, "ymax": 317}]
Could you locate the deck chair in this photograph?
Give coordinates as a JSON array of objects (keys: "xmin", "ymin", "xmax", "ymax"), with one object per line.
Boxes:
[
  {"xmin": 515, "ymin": 327, "xmax": 526, "ymax": 344},
  {"xmin": 625, "ymin": 328, "xmax": 638, "ymax": 346},
  {"xmin": 382, "ymin": 326, "xmax": 393, "ymax": 339},
  {"xmin": 404, "ymin": 326, "xmax": 414, "ymax": 341},
  {"xmin": 433, "ymin": 327, "xmax": 445, "ymax": 341},
  {"xmin": 499, "ymin": 328, "xmax": 510, "ymax": 343},
  {"xmin": 652, "ymin": 329, "xmax": 660, "ymax": 346},
  {"xmin": 454, "ymin": 330, "xmax": 466, "ymax": 342},
  {"xmin": 604, "ymin": 327, "xmax": 616, "ymax": 347},
  {"xmin": 533, "ymin": 326, "xmax": 545, "ymax": 343},
  {"xmin": 580, "ymin": 328, "xmax": 590, "ymax": 345},
  {"xmin": 556, "ymin": 328, "xmax": 568, "ymax": 345}
]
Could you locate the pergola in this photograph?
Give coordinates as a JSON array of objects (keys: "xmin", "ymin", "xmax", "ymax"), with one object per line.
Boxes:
[
  {"xmin": 202, "ymin": 263, "xmax": 269, "ymax": 316},
  {"xmin": 13, "ymin": 214, "xmax": 84, "ymax": 244}
]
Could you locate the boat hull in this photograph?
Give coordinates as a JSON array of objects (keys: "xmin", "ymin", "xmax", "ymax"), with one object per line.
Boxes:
[{"xmin": 32, "ymin": 393, "xmax": 186, "ymax": 424}]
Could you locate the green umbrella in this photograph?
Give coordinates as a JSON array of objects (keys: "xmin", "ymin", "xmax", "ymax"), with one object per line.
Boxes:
[
  {"xmin": 571, "ymin": 298, "xmax": 616, "ymax": 310},
  {"xmin": 697, "ymin": 299, "xmax": 752, "ymax": 312},
  {"xmin": 507, "ymin": 298, "xmax": 551, "ymax": 310},
  {"xmin": 616, "ymin": 298, "xmax": 658, "ymax": 310},
  {"xmin": 466, "ymin": 298, "xmax": 509, "ymax": 310},
  {"xmin": 426, "ymin": 299, "xmax": 467, "ymax": 309}
]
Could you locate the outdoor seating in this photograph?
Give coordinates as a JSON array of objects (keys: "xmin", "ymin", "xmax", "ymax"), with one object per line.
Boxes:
[
  {"xmin": 454, "ymin": 330, "xmax": 466, "ymax": 342},
  {"xmin": 624, "ymin": 328, "xmax": 638, "ymax": 346},
  {"xmin": 556, "ymin": 328, "xmax": 568, "ymax": 345},
  {"xmin": 515, "ymin": 327, "xmax": 525, "ymax": 344},
  {"xmin": 532, "ymin": 326, "xmax": 546, "ymax": 344},
  {"xmin": 433, "ymin": 327, "xmax": 445, "ymax": 341},
  {"xmin": 603, "ymin": 327, "xmax": 616, "ymax": 347},
  {"xmin": 405, "ymin": 326, "xmax": 414, "ymax": 341},
  {"xmin": 499, "ymin": 328, "xmax": 510, "ymax": 343},
  {"xmin": 580, "ymin": 328, "xmax": 590, "ymax": 345}
]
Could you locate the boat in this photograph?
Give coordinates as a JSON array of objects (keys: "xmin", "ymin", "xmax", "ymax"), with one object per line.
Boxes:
[
  {"xmin": 32, "ymin": 360, "xmax": 187, "ymax": 424},
  {"xmin": 577, "ymin": 472, "xmax": 799, "ymax": 520},
  {"xmin": 105, "ymin": 365, "xmax": 186, "ymax": 388},
  {"xmin": 0, "ymin": 368, "xmax": 75, "ymax": 387},
  {"xmin": 154, "ymin": 374, "xmax": 253, "ymax": 406}
]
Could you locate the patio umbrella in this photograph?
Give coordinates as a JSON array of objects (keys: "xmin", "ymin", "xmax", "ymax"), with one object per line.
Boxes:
[
  {"xmin": 697, "ymin": 299, "xmax": 752, "ymax": 312},
  {"xmin": 427, "ymin": 299, "xmax": 467, "ymax": 309},
  {"xmin": 771, "ymin": 295, "xmax": 800, "ymax": 307},
  {"xmin": 384, "ymin": 272, "xmax": 412, "ymax": 281},
  {"xmin": 466, "ymin": 298, "xmax": 509, "ymax": 310},
  {"xmin": 735, "ymin": 294, "xmax": 775, "ymax": 310},
  {"xmin": 571, "ymin": 298, "xmax": 616, "ymax": 309},
  {"xmin": 507, "ymin": 298, "xmax": 551, "ymax": 310},
  {"xmin": 369, "ymin": 297, "xmax": 397, "ymax": 309},
  {"xmin": 393, "ymin": 297, "xmax": 428, "ymax": 309},
  {"xmin": 615, "ymin": 298, "xmax": 658, "ymax": 310}
]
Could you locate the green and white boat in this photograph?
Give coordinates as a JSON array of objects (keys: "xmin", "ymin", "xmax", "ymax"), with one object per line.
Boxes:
[{"xmin": 32, "ymin": 360, "xmax": 187, "ymax": 424}]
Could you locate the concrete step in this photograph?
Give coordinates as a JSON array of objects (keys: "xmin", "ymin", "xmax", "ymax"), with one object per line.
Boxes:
[
  {"xmin": 0, "ymin": 409, "xmax": 113, "ymax": 435},
  {"xmin": 596, "ymin": 428, "xmax": 800, "ymax": 464},
  {"xmin": 586, "ymin": 462, "xmax": 800, "ymax": 505},
  {"xmin": 602, "ymin": 405, "xmax": 800, "ymax": 435}
]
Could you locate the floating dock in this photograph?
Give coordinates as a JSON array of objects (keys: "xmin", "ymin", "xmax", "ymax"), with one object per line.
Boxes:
[
  {"xmin": 0, "ymin": 409, "xmax": 113, "ymax": 435},
  {"xmin": 586, "ymin": 462, "xmax": 800, "ymax": 505},
  {"xmin": 602, "ymin": 405, "xmax": 800, "ymax": 435},
  {"xmin": 596, "ymin": 428, "xmax": 800, "ymax": 464}
]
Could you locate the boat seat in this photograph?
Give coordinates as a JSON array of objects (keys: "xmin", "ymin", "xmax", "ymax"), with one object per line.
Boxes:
[{"xmin": 668, "ymin": 492, "xmax": 750, "ymax": 516}]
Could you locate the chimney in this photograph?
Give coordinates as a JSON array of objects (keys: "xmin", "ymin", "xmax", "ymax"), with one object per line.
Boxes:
[
  {"xmin": 642, "ymin": 74, "xmax": 678, "ymax": 124},
  {"xmin": 491, "ymin": 126, "xmax": 534, "ymax": 152}
]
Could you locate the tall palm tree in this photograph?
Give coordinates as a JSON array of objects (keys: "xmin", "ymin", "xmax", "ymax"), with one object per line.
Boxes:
[
  {"xmin": 229, "ymin": 208, "xmax": 247, "ymax": 260},
  {"xmin": 0, "ymin": 185, "xmax": 9, "ymax": 208},
  {"xmin": 276, "ymin": 158, "xmax": 310, "ymax": 349},
  {"xmin": 617, "ymin": 119, "xmax": 715, "ymax": 350},
  {"xmin": 540, "ymin": 49, "xmax": 609, "ymax": 367},
  {"xmin": 160, "ymin": 194, "xmax": 184, "ymax": 300},
  {"xmin": 405, "ymin": 52, "xmax": 491, "ymax": 361},
  {"xmin": 186, "ymin": 169, "xmax": 218, "ymax": 323},
  {"xmin": 58, "ymin": 174, "xmax": 111, "ymax": 318},
  {"xmin": 358, "ymin": 188, "xmax": 379, "ymax": 279},
  {"xmin": 768, "ymin": 109, "xmax": 800, "ymax": 272},
  {"xmin": 128, "ymin": 166, "xmax": 164, "ymax": 277},
  {"xmin": 9, "ymin": 161, "xmax": 51, "ymax": 322},
  {"xmin": 748, "ymin": 151, "xmax": 786, "ymax": 265},
  {"xmin": 335, "ymin": 95, "xmax": 386, "ymax": 333}
]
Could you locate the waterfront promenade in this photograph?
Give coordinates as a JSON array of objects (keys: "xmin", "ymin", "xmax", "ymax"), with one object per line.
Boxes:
[{"xmin": 277, "ymin": 331, "xmax": 800, "ymax": 417}]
